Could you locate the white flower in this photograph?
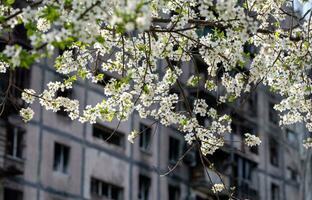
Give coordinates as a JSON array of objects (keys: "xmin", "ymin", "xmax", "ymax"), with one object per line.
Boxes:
[
  {"xmin": 22, "ymin": 89, "xmax": 36, "ymax": 104},
  {"xmin": 125, "ymin": 22, "xmax": 135, "ymax": 32},
  {"xmin": 193, "ymin": 99, "xmax": 208, "ymax": 117},
  {"xmin": 20, "ymin": 107, "xmax": 34, "ymax": 122},
  {"xmin": 244, "ymin": 133, "xmax": 261, "ymax": 147},
  {"xmin": 37, "ymin": 18, "xmax": 51, "ymax": 32},
  {"xmin": 128, "ymin": 130, "xmax": 139, "ymax": 143},
  {"xmin": 303, "ymin": 138, "xmax": 312, "ymax": 149},
  {"xmin": 212, "ymin": 183, "xmax": 224, "ymax": 193},
  {"xmin": 0, "ymin": 61, "xmax": 9, "ymax": 73}
]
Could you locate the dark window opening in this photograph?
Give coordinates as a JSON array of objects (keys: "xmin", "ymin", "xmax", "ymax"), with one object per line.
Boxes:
[
  {"xmin": 269, "ymin": 138, "xmax": 279, "ymax": 167},
  {"xmin": 93, "ymin": 124, "xmax": 125, "ymax": 148},
  {"xmin": 243, "ymin": 92, "xmax": 258, "ymax": 117},
  {"xmin": 91, "ymin": 177, "xmax": 123, "ymax": 200},
  {"xmin": 4, "ymin": 188, "xmax": 23, "ymax": 200},
  {"xmin": 269, "ymin": 102, "xmax": 278, "ymax": 125},
  {"xmin": 169, "ymin": 137, "xmax": 181, "ymax": 163},
  {"xmin": 139, "ymin": 123, "xmax": 152, "ymax": 151},
  {"xmin": 168, "ymin": 185, "xmax": 180, "ymax": 200},
  {"xmin": 6, "ymin": 125, "xmax": 24, "ymax": 159},
  {"xmin": 271, "ymin": 183, "xmax": 279, "ymax": 200},
  {"xmin": 53, "ymin": 142, "xmax": 70, "ymax": 173},
  {"xmin": 138, "ymin": 174, "xmax": 151, "ymax": 200},
  {"xmin": 286, "ymin": 167, "xmax": 298, "ymax": 181}
]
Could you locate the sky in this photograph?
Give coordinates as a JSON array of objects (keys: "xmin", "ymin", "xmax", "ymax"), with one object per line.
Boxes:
[{"xmin": 294, "ymin": 0, "xmax": 312, "ymax": 18}]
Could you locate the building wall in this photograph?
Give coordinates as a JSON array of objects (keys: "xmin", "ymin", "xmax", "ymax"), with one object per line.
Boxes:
[{"xmin": 0, "ymin": 60, "xmax": 310, "ymax": 200}]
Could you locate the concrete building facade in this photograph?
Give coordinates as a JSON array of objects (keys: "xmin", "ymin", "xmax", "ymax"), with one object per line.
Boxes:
[{"xmin": 0, "ymin": 57, "xmax": 310, "ymax": 200}]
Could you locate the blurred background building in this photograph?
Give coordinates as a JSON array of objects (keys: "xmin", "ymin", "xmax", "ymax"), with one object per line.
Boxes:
[{"xmin": 0, "ymin": 54, "xmax": 311, "ymax": 200}]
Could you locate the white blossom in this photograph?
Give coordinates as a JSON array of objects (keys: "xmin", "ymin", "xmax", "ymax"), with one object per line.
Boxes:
[
  {"xmin": 212, "ymin": 183, "xmax": 224, "ymax": 193},
  {"xmin": 0, "ymin": 61, "xmax": 9, "ymax": 73},
  {"xmin": 128, "ymin": 130, "xmax": 139, "ymax": 143},
  {"xmin": 303, "ymin": 138, "xmax": 312, "ymax": 149},
  {"xmin": 37, "ymin": 18, "xmax": 51, "ymax": 32},
  {"xmin": 20, "ymin": 107, "xmax": 34, "ymax": 122},
  {"xmin": 244, "ymin": 133, "xmax": 261, "ymax": 147},
  {"xmin": 22, "ymin": 89, "xmax": 36, "ymax": 104}
]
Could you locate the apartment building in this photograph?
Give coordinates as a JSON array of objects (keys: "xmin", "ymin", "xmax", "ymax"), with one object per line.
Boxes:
[{"xmin": 0, "ymin": 51, "xmax": 311, "ymax": 200}]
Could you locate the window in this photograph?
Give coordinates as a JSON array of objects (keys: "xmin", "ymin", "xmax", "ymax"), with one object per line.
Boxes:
[
  {"xmin": 4, "ymin": 188, "xmax": 23, "ymax": 200},
  {"xmin": 245, "ymin": 92, "xmax": 257, "ymax": 116},
  {"xmin": 168, "ymin": 185, "xmax": 180, "ymax": 200},
  {"xmin": 6, "ymin": 126, "xmax": 24, "ymax": 159},
  {"xmin": 271, "ymin": 183, "xmax": 279, "ymax": 200},
  {"xmin": 286, "ymin": 167, "xmax": 298, "ymax": 182},
  {"xmin": 234, "ymin": 156, "xmax": 256, "ymax": 181},
  {"xmin": 139, "ymin": 123, "xmax": 151, "ymax": 151},
  {"xmin": 269, "ymin": 138, "xmax": 279, "ymax": 167},
  {"xmin": 169, "ymin": 137, "xmax": 181, "ymax": 163},
  {"xmin": 269, "ymin": 102, "xmax": 278, "ymax": 125},
  {"xmin": 53, "ymin": 143, "xmax": 70, "ymax": 173},
  {"xmin": 93, "ymin": 124, "xmax": 125, "ymax": 148},
  {"xmin": 90, "ymin": 177, "xmax": 123, "ymax": 200},
  {"xmin": 138, "ymin": 175, "xmax": 151, "ymax": 200}
]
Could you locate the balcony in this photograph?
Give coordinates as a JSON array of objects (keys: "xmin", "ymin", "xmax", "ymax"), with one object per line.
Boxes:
[
  {"xmin": 233, "ymin": 178, "xmax": 259, "ymax": 200},
  {"xmin": 0, "ymin": 123, "xmax": 25, "ymax": 178},
  {"xmin": 191, "ymin": 164, "xmax": 230, "ymax": 196}
]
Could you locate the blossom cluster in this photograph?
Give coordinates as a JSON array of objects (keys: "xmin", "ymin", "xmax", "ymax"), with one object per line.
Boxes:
[
  {"xmin": 244, "ymin": 133, "xmax": 261, "ymax": 147},
  {"xmin": 212, "ymin": 183, "xmax": 225, "ymax": 194}
]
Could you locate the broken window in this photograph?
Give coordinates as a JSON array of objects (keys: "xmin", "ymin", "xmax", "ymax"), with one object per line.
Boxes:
[
  {"xmin": 93, "ymin": 124, "xmax": 125, "ymax": 148},
  {"xmin": 6, "ymin": 125, "xmax": 24, "ymax": 159},
  {"xmin": 138, "ymin": 174, "xmax": 151, "ymax": 200},
  {"xmin": 139, "ymin": 123, "xmax": 152, "ymax": 151},
  {"xmin": 53, "ymin": 142, "xmax": 70, "ymax": 174},
  {"xmin": 90, "ymin": 177, "xmax": 123, "ymax": 200}
]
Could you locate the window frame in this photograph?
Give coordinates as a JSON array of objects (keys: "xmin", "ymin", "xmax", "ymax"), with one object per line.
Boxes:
[
  {"xmin": 169, "ymin": 136, "xmax": 181, "ymax": 163},
  {"xmin": 6, "ymin": 125, "xmax": 25, "ymax": 159},
  {"xmin": 53, "ymin": 142, "xmax": 70, "ymax": 174},
  {"xmin": 90, "ymin": 177, "xmax": 123, "ymax": 200},
  {"xmin": 269, "ymin": 138, "xmax": 279, "ymax": 167},
  {"xmin": 92, "ymin": 123, "xmax": 125, "ymax": 148},
  {"xmin": 138, "ymin": 174, "xmax": 151, "ymax": 200},
  {"xmin": 139, "ymin": 123, "xmax": 152, "ymax": 152},
  {"xmin": 271, "ymin": 183, "xmax": 280, "ymax": 200}
]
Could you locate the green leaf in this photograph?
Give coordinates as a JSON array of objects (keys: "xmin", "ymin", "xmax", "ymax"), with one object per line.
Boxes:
[
  {"xmin": 42, "ymin": 6, "xmax": 60, "ymax": 22},
  {"xmin": 19, "ymin": 50, "xmax": 38, "ymax": 68},
  {"xmin": 4, "ymin": 0, "xmax": 15, "ymax": 6},
  {"xmin": 143, "ymin": 84, "xmax": 149, "ymax": 94}
]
